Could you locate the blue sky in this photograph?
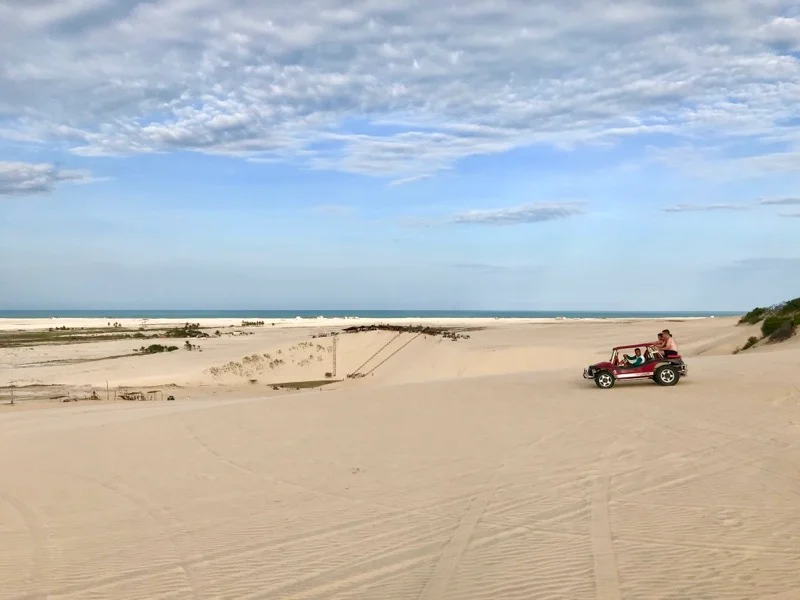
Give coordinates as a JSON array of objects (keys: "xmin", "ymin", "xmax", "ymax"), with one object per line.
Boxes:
[{"xmin": 1, "ymin": 0, "xmax": 799, "ymax": 311}]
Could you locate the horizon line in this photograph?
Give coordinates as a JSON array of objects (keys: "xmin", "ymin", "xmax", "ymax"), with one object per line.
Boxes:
[{"xmin": 0, "ymin": 308, "xmax": 745, "ymax": 314}]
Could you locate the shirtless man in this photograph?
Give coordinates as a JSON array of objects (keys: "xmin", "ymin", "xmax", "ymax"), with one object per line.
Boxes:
[{"xmin": 659, "ymin": 329, "xmax": 679, "ymax": 358}]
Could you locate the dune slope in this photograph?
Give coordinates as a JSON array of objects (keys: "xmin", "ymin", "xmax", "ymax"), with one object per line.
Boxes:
[{"xmin": 2, "ymin": 330, "xmax": 800, "ymax": 599}]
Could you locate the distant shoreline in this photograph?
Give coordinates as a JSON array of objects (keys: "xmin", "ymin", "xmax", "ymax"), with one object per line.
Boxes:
[
  {"xmin": 0, "ymin": 314, "xmax": 740, "ymax": 332},
  {"xmin": 0, "ymin": 309, "xmax": 741, "ymax": 320}
]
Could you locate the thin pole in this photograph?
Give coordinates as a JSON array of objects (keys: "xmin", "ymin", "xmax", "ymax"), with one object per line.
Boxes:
[{"xmin": 332, "ymin": 335, "xmax": 337, "ymax": 378}]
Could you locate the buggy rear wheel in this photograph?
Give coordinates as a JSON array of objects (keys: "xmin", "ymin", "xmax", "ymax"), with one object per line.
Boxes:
[{"xmin": 654, "ymin": 365, "xmax": 679, "ymax": 386}]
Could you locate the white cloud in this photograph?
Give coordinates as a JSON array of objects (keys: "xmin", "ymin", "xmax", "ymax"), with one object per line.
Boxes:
[
  {"xmin": 758, "ymin": 16, "xmax": 800, "ymax": 51},
  {"xmin": 780, "ymin": 212, "xmax": 800, "ymax": 217},
  {"xmin": 648, "ymin": 144, "xmax": 800, "ymax": 180},
  {"xmin": 451, "ymin": 202, "xmax": 584, "ymax": 225},
  {"xmin": 664, "ymin": 197, "xmax": 800, "ymax": 213},
  {"xmin": 389, "ymin": 174, "xmax": 434, "ymax": 187},
  {"xmin": 759, "ymin": 196, "xmax": 800, "ymax": 205},
  {"xmin": 2, "ymin": 2, "xmax": 800, "ymax": 177},
  {"xmin": 662, "ymin": 203, "xmax": 750, "ymax": 213},
  {"xmin": 0, "ymin": 161, "xmax": 94, "ymax": 196}
]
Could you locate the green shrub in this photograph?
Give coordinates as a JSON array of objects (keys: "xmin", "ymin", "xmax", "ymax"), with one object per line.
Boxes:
[
  {"xmin": 738, "ymin": 307, "xmax": 766, "ymax": 325},
  {"xmin": 768, "ymin": 321, "xmax": 796, "ymax": 343},
  {"xmin": 776, "ymin": 297, "xmax": 800, "ymax": 316},
  {"xmin": 164, "ymin": 322, "xmax": 209, "ymax": 339},
  {"xmin": 761, "ymin": 316, "xmax": 788, "ymax": 337},
  {"xmin": 741, "ymin": 336, "xmax": 760, "ymax": 351},
  {"xmin": 741, "ymin": 297, "xmax": 799, "ymax": 344},
  {"xmin": 139, "ymin": 344, "xmax": 179, "ymax": 354}
]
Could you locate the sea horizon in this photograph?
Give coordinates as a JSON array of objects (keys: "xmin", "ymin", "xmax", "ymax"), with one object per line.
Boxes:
[{"xmin": 0, "ymin": 309, "xmax": 743, "ymax": 319}]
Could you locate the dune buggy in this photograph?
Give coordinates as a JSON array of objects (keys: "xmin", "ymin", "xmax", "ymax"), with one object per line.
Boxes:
[{"xmin": 583, "ymin": 343, "xmax": 688, "ymax": 389}]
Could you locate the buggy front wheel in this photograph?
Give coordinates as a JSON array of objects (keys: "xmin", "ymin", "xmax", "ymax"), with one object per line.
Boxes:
[{"xmin": 595, "ymin": 371, "xmax": 615, "ymax": 389}]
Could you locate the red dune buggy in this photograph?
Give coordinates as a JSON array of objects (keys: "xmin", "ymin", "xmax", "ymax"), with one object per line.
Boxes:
[{"xmin": 583, "ymin": 343, "xmax": 688, "ymax": 389}]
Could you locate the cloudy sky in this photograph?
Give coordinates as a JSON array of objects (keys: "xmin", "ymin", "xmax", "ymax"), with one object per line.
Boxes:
[{"xmin": 1, "ymin": 0, "xmax": 799, "ymax": 311}]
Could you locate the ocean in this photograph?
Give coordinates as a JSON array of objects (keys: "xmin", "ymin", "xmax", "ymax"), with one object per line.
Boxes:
[{"xmin": 0, "ymin": 309, "xmax": 741, "ymax": 319}]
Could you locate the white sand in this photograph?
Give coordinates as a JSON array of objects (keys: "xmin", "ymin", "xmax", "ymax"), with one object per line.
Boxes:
[{"xmin": 2, "ymin": 316, "xmax": 799, "ymax": 599}]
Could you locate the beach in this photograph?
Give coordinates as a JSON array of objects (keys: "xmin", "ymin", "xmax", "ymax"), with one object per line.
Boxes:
[{"xmin": 2, "ymin": 316, "xmax": 799, "ymax": 599}]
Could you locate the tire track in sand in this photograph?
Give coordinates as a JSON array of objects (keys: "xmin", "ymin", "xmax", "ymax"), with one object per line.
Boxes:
[
  {"xmin": 417, "ymin": 405, "xmax": 623, "ymax": 600},
  {"xmin": 183, "ymin": 422, "xmax": 470, "ymax": 524},
  {"xmin": 0, "ymin": 489, "xmax": 48, "ymax": 600},
  {"xmin": 587, "ymin": 386, "xmax": 800, "ymax": 600},
  {"xmin": 103, "ymin": 480, "xmax": 204, "ymax": 600},
  {"xmin": 53, "ymin": 469, "xmax": 204, "ymax": 600},
  {"xmin": 416, "ymin": 482, "xmax": 498, "ymax": 600},
  {"xmin": 590, "ymin": 450, "xmax": 621, "ymax": 600},
  {"xmin": 587, "ymin": 400, "xmax": 700, "ymax": 600}
]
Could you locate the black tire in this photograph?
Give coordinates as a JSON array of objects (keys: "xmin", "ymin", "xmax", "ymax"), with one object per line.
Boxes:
[
  {"xmin": 654, "ymin": 365, "xmax": 680, "ymax": 386},
  {"xmin": 594, "ymin": 371, "xmax": 615, "ymax": 389}
]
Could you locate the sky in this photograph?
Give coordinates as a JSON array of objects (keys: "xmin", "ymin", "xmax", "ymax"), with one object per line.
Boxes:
[{"xmin": 1, "ymin": 0, "xmax": 799, "ymax": 311}]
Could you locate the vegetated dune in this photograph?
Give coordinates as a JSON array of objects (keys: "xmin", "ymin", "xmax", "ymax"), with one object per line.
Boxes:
[
  {"xmin": 2, "ymin": 317, "xmax": 800, "ymax": 600},
  {"xmin": 732, "ymin": 297, "xmax": 800, "ymax": 353}
]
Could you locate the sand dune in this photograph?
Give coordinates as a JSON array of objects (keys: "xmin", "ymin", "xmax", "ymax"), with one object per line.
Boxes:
[
  {"xmin": 0, "ymin": 316, "xmax": 745, "ymax": 389},
  {"xmin": 2, "ymin": 317, "xmax": 800, "ymax": 599}
]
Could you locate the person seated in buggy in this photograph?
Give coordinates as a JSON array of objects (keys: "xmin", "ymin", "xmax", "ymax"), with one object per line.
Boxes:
[
  {"xmin": 652, "ymin": 330, "xmax": 679, "ymax": 359},
  {"xmin": 621, "ymin": 347, "xmax": 645, "ymax": 367}
]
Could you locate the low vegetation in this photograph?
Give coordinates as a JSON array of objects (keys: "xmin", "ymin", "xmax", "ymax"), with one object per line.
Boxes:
[
  {"xmin": 164, "ymin": 323, "xmax": 210, "ymax": 339},
  {"xmin": 735, "ymin": 297, "xmax": 799, "ymax": 352},
  {"xmin": 270, "ymin": 380, "xmax": 337, "ymax": 390},
  {"xmin": 767, "ymin": 320, "xmax": 796, "ymax": 343},
  {"xmin": 340, "ymin": 324, "xmax": 473, "ymax": 340},
  {"xmin": 207, "ymin": 341, "xmax": 333, "ymax": 380},
  {"xmin": 742, "ymin": 336, "xmax": 760, "ymax": 351},
  {"xmin": 738, "ymin": 307, "xmax": 768, "ymax": 325},
  {"xmin": 0, "ymin": 321, "xmax": 217, "ymax": 348},
  {"xmin": 0, "ymin": 328, "xmax": 140, "ymax": 348},
  {"xmin": 137, "ymin": 344, "xmax": 179, "ymax": 354}
]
